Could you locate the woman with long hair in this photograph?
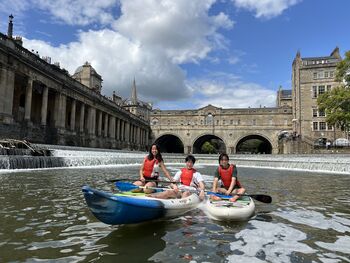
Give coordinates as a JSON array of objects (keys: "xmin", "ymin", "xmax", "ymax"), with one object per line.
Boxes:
[{"xmin": 133, "ymin": 143, "xmax": 173, "ymax": 194}]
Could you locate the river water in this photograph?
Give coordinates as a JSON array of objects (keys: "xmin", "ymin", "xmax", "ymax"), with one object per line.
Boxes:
[{"xmin": 0, "ymin": 164, "xmax": 349, "ymax": 262}]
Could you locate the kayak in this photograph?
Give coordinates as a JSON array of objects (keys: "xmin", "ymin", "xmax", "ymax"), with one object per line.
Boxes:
[
  {"xmin": 205, "ymin": 195, "xmax": 255, "ymax": 221},
  {"xmin": 82, "ymin": 185, "xmax": 200, "ymax": 225}
]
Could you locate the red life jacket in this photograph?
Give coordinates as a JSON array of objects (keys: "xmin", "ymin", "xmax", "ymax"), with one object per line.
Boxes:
[
  {"xmin": 219, "ymin": 164, "xmax": 241, "ymax": 189},
  {"xmin": 143, "ymin": 157, "xmax": 158, "ymax": 178},
  {"xmin": 180, "ymin": 168, "xmax": 196, "ymax": 186}
]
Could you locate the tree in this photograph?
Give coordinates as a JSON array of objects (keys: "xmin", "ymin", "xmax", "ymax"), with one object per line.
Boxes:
[
  {"xmin": 317, "ymin": 50, "xmax": 350, "ymax": 136},
  {"xmin": 201, "ymin": 141, "xmax": 216, "ymax": 154}
]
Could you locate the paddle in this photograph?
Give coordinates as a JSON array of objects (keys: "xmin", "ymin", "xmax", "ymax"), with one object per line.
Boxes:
[
  {"xmin": 106, "ymin": 178, "xmax": 177, "ymax": 184},
  {"xmin": 115, "ymin": 182, "xmax": 272, "ymax": 203},
  {"xmin": 115, "ymin": 181, "xmax": 173, "ymax": 192},
  {"xmin": 207, "ymin": 191, "xmax": 272, "ymax": 204}
]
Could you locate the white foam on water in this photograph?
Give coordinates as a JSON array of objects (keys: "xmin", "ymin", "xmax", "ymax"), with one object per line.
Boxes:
[
  {"xmin": 227, "ymin": 220, "xmax": 316, "ymax": 263},
  {"xmin": 315, "ymin": 235, "xmax": 350, "ymax": 254},
  {"xmin": 319, "ymin": 252, "xmax": 350, "ymax": 263},
  {"xmin": 272, "ymin": 208, "xmax": 350, "ymax": 233}
]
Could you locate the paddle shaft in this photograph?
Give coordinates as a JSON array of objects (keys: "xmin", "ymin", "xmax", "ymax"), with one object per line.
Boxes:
[
  {"xmin": 106, "ymin": 178, "xmax": 178, "ymax": 184},
  {"xmin": 207, "ymin": 191, "xmax": 272, "ymax": 203}
]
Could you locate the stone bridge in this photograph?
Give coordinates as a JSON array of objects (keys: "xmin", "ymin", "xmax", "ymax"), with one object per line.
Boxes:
[{"xmin": 150, "ymin": 105, "xmax": 293, "ymax": 154}]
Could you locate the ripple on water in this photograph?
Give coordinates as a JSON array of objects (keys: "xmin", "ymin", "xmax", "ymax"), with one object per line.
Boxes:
[
  {"xmin": 272, "ymin": 208, "xmax": 350, "ymax": 233},
  {"xmin": 227, "ymin": 220, "xmax": 316, "ymax": 262},
  {"xmin": 315, "ymin": 235, "xmax": 350, "ymax": 254}
]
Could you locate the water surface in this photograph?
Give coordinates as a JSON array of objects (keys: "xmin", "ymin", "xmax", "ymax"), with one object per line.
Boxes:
[{"xmin": 0, "ymin": 165, "xmax": 349, "ymax": 262}]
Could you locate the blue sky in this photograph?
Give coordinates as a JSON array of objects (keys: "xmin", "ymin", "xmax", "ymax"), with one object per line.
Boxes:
[{"xmin": 0, "ymin": 0, "xmax": 349, "ymax": 110}]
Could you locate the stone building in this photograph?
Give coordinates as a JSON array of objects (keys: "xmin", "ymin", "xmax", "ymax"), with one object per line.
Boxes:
[
  {"xmin": 291, "ymin": 47, "xmax": 344, "ymax": 144},
  {"xmin": 0, "ymin": 15, "xmax": 150, "ymax": 150},
  {"xmin": 150, "ymin": 48, "xmax": 345, "ymax": 154}
]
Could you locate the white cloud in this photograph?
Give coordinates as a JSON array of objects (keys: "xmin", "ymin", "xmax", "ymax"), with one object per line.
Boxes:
[
  {"xmin": 19, "ymin": 0, "xmax": 235, "ymax": 105},
  {"xmin": 113, "ymin": 0, "xmax": 234, "ymax": 64},
  {"xmin": 231, "ymin": 0, "xmax": 301, "ymax": 18},
  {"xmin": 23, "ymin": 29, "xmax": 189, "ymax": 101},
  {"xmin": 189, "ymin": 74, "xmax": 276, "ymax": 109}
]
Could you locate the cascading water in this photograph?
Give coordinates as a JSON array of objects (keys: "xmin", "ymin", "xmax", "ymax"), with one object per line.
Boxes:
[{"xmin": 0, "ymin": 144, "xmax": 349, "ymax": 174}]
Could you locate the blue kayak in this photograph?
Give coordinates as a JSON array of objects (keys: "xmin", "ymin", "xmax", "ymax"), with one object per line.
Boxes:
[{"xmin": 82, "ymin": 185, "xmax": 200, "ymax": 225}]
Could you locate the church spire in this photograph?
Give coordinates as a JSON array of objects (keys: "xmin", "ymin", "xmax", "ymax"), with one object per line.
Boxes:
[{"xmin": 131, "ymin": 78, "xmax": 137, "ymax": 104}]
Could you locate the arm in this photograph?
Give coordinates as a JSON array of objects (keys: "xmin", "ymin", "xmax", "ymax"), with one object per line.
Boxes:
[
  {"xmin": 212, "ymin": 178, "xmax": 219, "ymax": 192},
  {"xmin": 226, "ymin": 164, "xmax": 238, "ymax": 194},
  {"xmin": 198, "ymin": 180, "xmax": 205, "ymax": 200},
  {"xmin": 159, "ymin": 161, "xmax": 173, "ymax": 181},
  {"xmin": 139, "ymin": 161, "xmax": 145, "ymax": 181}
]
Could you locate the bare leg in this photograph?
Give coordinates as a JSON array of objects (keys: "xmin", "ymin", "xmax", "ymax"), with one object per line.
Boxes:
[
  {"xmin": 143, "ymin": 181, "xmax": 157, "ymax": 194},
  {"xmin": 147, "ymin": 190, "xmax": 178, "ymax": 199},
  {"xmin": 229, "ymin": 187, "xmax": 245, "ymax": 202}
]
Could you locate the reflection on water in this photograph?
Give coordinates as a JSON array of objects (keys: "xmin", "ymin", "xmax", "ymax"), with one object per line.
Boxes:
[{"xmin": 0, "ymin": 165, "xmax": 349, "ymax": 262}]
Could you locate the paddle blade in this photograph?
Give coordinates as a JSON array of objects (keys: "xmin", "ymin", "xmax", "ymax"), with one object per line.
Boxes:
[
  {"xmin": 250, "ymin": 194, "xmax": 272, "ymax": 204},
  {"xmin": 115, "ymin": 182, "xmax": 138, "ymax": 191}
]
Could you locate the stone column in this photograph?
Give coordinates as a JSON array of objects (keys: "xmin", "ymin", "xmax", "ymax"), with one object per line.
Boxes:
[
  {"xmin": 70, "ymin": 99, "xmax": 76, "ymax": 131},
  {"xmin": 145, "ymin": 130, "xmax": 149, "ymax": 148},
  {"xmin": 79, "ymin": 103, "xmax": 85, "ymax": 133},
  {"xmin": 40, "ymin": 86, "xmax": 48, "ymax": 125},
  {"xmin": 125, "ymin": 122, "xmax": 130, "ymax": 143},
  {"xmin": 0, "ymin": 65, "xmax": 15, "ymax": 123},
  {"xmin": 121, "ymin": 120, "xmax": 125, "ymax": 141},
  {"xmin": 60, "ymin": 94, "xmax": 67, "ymax": 128},
  {"xmin": 116, "ymin": 118, "xmax": 120, "ymax": 140},
  {"xmin": 109, "ymin": 116, "xmax": 115, "ymax": 139},
  {"xmin": 104, "ymin": 114, "xmax": 108, "ymax": 137},
  {"xmin": 87, "ymin": 107, "xmax": 96, "ymax": 135},
  {"xmin": 24, "ymin": 77, "xmax": 33, "ymax": 121},
  {"xmin": 97, "ymin": 111, "xmax": 102, "ymax": 136}
]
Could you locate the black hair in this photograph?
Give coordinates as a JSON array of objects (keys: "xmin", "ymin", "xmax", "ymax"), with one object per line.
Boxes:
[
  {"xmin": 185, "ymin": 154, "xmax": 196, "ymax": 164},
  {"xmin": 218, "ymin": 153, "xmax": 229, "ymax": 163},
  {"xmin": 148, "ymin": 143, "xmax": 163, "ymax": 162}
]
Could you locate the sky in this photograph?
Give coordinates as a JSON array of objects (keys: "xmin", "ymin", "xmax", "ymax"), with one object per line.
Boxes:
[{"xmin": 0, "ymin": 0, "xmax": 349, "ymax": 110}]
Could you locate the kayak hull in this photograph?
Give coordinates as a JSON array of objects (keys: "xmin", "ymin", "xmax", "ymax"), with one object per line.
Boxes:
[
  {"xmin": 82, "ymin": 185, "xmax": 200, "ymax": 225},
  {"xmin": 205, "ymin": 197, "xmax": 255, "ymax": 221}
]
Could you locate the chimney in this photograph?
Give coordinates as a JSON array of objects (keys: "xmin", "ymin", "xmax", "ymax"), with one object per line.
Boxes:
[{"xmin": 7, "ymin": 14, "xmax": 14, "ymax": 39}]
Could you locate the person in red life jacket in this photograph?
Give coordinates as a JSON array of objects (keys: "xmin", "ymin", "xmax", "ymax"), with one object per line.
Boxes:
[
  {"xmin": 133, "ymin": 143, "xmax": 173, "ymax": 194},
  {"xmin": 147, "ymin": 155, "xmax": 205, "ymax": 200},
  {"xmin": 211, "ymin": 153, "xmax": 245, "ymax": 202}
]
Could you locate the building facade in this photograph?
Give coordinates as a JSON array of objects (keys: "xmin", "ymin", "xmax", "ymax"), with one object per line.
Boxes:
[
  {"xmin": 0, "ymin": 17, "xmax": 150, "ymax": 150},
  {"xmin": 292, "ymin": 47, "xmax": 344, "ymax": 144}
]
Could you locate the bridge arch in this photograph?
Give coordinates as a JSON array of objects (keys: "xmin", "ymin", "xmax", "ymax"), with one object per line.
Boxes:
[
  {"xmin": 235, "ymin": 134, "xmax": 273, "ymax": 154},
  {"xmin": 154, "ymin": 134, "xmax": 184, "ymax": 153},
  {"xmin": 192, "ymin": 134, "xmax": 226, "ymax": 154}
]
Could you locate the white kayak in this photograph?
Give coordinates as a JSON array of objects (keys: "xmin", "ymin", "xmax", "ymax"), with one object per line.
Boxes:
[{"xmin": 205, "ymin": 195, "xmax": 255, "ymax": 221}]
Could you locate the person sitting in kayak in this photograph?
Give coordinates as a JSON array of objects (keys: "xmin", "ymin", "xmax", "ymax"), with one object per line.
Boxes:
[
  {"xmin": 147, "ymin": 155, "xmax": 205, "ymax": 200},
  {"xmin": 133, "ymin": 143, "xmax": 173, "ymax": 194},
  {"xmin": 211, "ymin": 153, "xmax": 245, "ymax": 202}
]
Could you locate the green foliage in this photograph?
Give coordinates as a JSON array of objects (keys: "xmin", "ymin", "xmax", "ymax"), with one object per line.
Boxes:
[
  {"xmin": 201, "ymin": 141, "xmax": 216, "ymax": 154},
  {"xmin": 317, "ymin": 50, "xmax": 350, "ymax": 133}
]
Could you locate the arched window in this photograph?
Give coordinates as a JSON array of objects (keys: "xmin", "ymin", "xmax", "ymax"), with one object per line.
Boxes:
[{"xmin": 205, "ymin": 113, "xmax": 213, "ymax": 125}]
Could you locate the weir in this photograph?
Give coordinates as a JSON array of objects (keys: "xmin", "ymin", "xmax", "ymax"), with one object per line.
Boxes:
[{"xmin": 0, "ymin": 144, "xmax": 349, "ymax": 174}]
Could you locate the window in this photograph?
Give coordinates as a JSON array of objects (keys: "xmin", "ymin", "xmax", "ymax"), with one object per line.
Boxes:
[
  {"xmin": 312, "ymin": 86, "xmax": 317, "ymax": 98},
  {"xmin": 205, "ymin": 114, "xmax": 213, "ymax": 125},
  {"xmin": 319, "ymin": 109, "xmax": 325, "ymax": 117},
  {"xmin": 318, "ymin": 72, "xmax": 323, "ymax": 78},
  {"xmin": 237, "ymin": 119, "xmax": 240, "ymax": 125},
  {"xmin": 327, "ymin": 124, "xmax": 333, "ymax": 131},
  {"xmin": 318, "ymin": 86, "xmax": 325, "ymax": 95},
  {"xmin": 313, "ymin": 122, "xmax": 318, "ymax": 131},
  {"xmin": 313, "ymin": 109, "xmax": 318, "ymax": 117},
  {"xmin": 330, "ymin": 71, "xmax": 334, "ymax": 78},
  {"xmin": 326, "ymin": 85, "xmax": 331, "ymax": 92},
  {"xmin": 319, "ymin": 122, "xmax": 326, "ymax": 130},
  {"xmin": 324, "ymin": 72, "xmax": 329, "ymax": 78},
  {"xmin": 313, "ymin": 72, "xmax": 317, "ymax": 79}
]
